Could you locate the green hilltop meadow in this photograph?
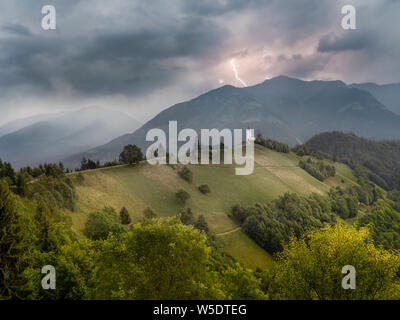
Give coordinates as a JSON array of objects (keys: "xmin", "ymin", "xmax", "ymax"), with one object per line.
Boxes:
[{"xmin": 66, "ymin": 144, "xmax": 358, "ymax": 270}]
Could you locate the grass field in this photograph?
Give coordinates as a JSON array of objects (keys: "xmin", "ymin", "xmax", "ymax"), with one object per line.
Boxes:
[
  {"xmin": 67, "ymin": 144, "xmax": 358, "ymax": 270},
  {"xmin": 218, "ymin": 228, "xmax": 274, "ymax": 270}
]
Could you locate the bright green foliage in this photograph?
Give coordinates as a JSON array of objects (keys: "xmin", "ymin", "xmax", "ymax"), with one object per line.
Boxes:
[
  {"xmin": 267, "ymin": 224, "xmax": 400, "ymax": 300},
  {"xmin": 21, "ymin": 191, "xmax": 94, "ymax": 299},
  {"xmin": 358, "ymin": 199, "xmax": 400, "ymax": 250},
  {"xmin": 24, "ymin": 238, "xmax": 94, "ymax": 300},
  {"xmin": 220, "ymin": 263, "xmax": 267, "ymax": 300},
  {"xmin": 84, "ymin": 206, "xmax": 125, "ymax": 240},
  {"xmin": 119, "ymin": 144, "xmax": 143, "ymax": 165},
  {"xmin": 89, "ymin": 218, "xmax": 224, "ymax": 299}
]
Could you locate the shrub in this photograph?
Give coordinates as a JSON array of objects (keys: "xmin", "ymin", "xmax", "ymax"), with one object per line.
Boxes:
[
  {"xmin": 75, "ymin": 174, "xmax": 85, "ymax": 185},
  {"xmin": 176, "ymin": 189, "xmax": 190, "ymax": 205},
  {"xmin": 194, "ymin": 215, "xmax": 209, "ymax": 234},
  {"xmin": 198, "ymin": 184, "xmax": 210, "ymax": 195},
  {"xmin": 178, "ymin": 167, "xmax": 193, "ymax": 183},
  {"xmin": 179, "ymin": 208, "xmax": 194, "ymax": 225},
  {"xmin": 143, "ymin": 207, "xmax": 157, "ymax": 219}
]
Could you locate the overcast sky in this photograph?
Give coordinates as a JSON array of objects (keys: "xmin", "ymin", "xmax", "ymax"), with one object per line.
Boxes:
[{"xmin": 0, "ymin": 0, "xmax": 399, "ymax": 124}]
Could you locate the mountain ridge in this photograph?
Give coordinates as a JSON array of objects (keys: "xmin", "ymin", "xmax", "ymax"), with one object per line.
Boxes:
[
  {"xmin": 349, "ymin": 82, "xmax": 400, "ymax": 115},
  {"xmin": 63, "ymin": 76, "xmax": 400, "ymax": 169},
  {"xmin": 0, "ymin": 107, "xmax": 141, "ymax": 168}
]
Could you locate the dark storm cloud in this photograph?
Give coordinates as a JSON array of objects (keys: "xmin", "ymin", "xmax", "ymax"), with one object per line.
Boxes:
[
  {"xmin": 0, "ymin": 4, "xmax": 226, "ymax": 96},
  {"xmin": 2, "ymin": 23, "xmax": 32, "ymax": 37},
  {"xmin": 182, "ymin": 0, "xmax": 266, "ymax": 16},
  {"xmin": 273, "ymin": 54, "xmax": 330, "ymax": 79},
  {"xmin": 0, "ymin": 0, "xmax": 399, "ymax": 121},
  {"xmin": 0, "ymin": 36, "xmax": 60, "ymax": 91},
  {"xmin": 62, "ymin": 16, "xmax": 226, "ymax": 95},
  {"xmin": 0, "ymin": 0, "xmax": 394, "ymax": 97},
  {"xmin": 317, "ymin": 32, "xmax": 375, "ymax": 52}
]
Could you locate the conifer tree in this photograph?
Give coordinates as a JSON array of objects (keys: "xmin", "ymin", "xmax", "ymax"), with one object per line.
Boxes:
[
  {"xmin": 120, "ymin": 207, "xmax": 131, "ymax": 224},
  {"xmin": 0, "ymin": 180, "xmax": 28, "ymax": 298}
]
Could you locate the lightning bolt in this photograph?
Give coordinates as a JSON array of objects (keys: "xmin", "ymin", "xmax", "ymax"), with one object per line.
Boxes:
[{"xmin": 230, "ymin": 59, "xmax": 247, "ymax": 87}]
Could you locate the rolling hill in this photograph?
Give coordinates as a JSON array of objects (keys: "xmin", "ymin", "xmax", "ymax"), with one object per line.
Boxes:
[
  {"xmin": 306, "ymin": 131, "xmax": 400, "ymax": 190},
  {"xmin": 64, "ymin": 76, "xmax": 400, "ymax": 168},
  {"xmin": 66, "ymin": 144, "xmax": 358, "ymax": 270}
]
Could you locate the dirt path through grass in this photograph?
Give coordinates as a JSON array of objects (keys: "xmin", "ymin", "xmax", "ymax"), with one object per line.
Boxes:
[{"xmin": 216, "ymin": 226, "xmax": 242, "ymax": 236}]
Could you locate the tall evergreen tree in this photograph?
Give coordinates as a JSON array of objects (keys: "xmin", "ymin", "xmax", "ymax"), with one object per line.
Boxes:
[
  {"xmin": 0, "ymin": 180, "xmax": 28, "ymax": 298},
  {"xmin": 120, "ymin": 207, "xmax": 131, "ymax": 225}
]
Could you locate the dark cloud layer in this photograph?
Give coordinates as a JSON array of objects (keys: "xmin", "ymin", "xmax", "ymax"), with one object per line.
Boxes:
[
  {"xmin": 0, "ymin": 0, "xmax": 399, "ymax": 122},
  {"xmin": 318, "ymin": 32, "xmax": 375, "ymax": 52},
  {"xmin": 2, "ymin": 23, "xmax": 32, "ymax": 37},
  {"xmin": 0, "ymin": 1, "xmax": 229, "ymax": 97}
]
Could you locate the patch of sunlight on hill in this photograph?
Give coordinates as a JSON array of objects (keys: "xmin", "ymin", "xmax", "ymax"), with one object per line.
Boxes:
[{"xmin": 218, "ymin": 229, "xmax": 274, "ymax": 270}]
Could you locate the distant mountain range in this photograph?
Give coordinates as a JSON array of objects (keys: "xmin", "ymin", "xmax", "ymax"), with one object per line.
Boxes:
[
  {"xmin": 63, "ymin": 76, "xmax": 400, "ymax": 169},
  {"xmin": 0, "ymin": 113, "xmax": 59, "ymax": 137},
  {"xmin": 349, "ymin": 82, "xmax": 400, "ymax": 115},
  {"xmin": 0, "ymin": 107, "xmax": 141, "ymax": 168}
]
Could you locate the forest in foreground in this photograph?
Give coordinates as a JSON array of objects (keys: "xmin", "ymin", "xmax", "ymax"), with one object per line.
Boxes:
[{"xmin": 2, "ymin": 133, "xmax": 400, "ymax": 300}]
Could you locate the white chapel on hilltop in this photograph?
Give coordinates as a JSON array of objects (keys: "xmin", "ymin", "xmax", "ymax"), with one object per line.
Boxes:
[{"xmin": 246, "ymin": 128, "xmax": 255, "ymax": 143}]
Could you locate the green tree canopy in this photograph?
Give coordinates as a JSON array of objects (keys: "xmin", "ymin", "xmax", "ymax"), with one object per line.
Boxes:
[
  {"xmin": 84, "ymin": 206, "xmax": 125, "ymax": 240},
  {"xmin": 175, "ymin": 189, "xmax": 190, "ymax": 205},
  {"xmin": 89, "ymin": 217, "xmax": 224, "ymax": 299},
  {"xmin": 267, "ymin": 224, "xmax": 400, "ymax": 300},
  {"xmin": 119, "ymin": 144, "xmax": 144, "ymax": 165}
]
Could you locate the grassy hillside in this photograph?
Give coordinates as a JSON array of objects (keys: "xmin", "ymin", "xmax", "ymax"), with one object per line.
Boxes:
[{"xmin": 67, "ymin": 144, "xmax": 357, "ymax": 270}]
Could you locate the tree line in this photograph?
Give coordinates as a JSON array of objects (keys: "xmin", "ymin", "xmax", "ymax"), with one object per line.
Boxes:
[
  {"xmin": 304, "ymin": 131, "xmax": 400, "ymax": 191},
  {"xmin": 299, "ymin": 158, "xmax": 335, "ymax": 181}
]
